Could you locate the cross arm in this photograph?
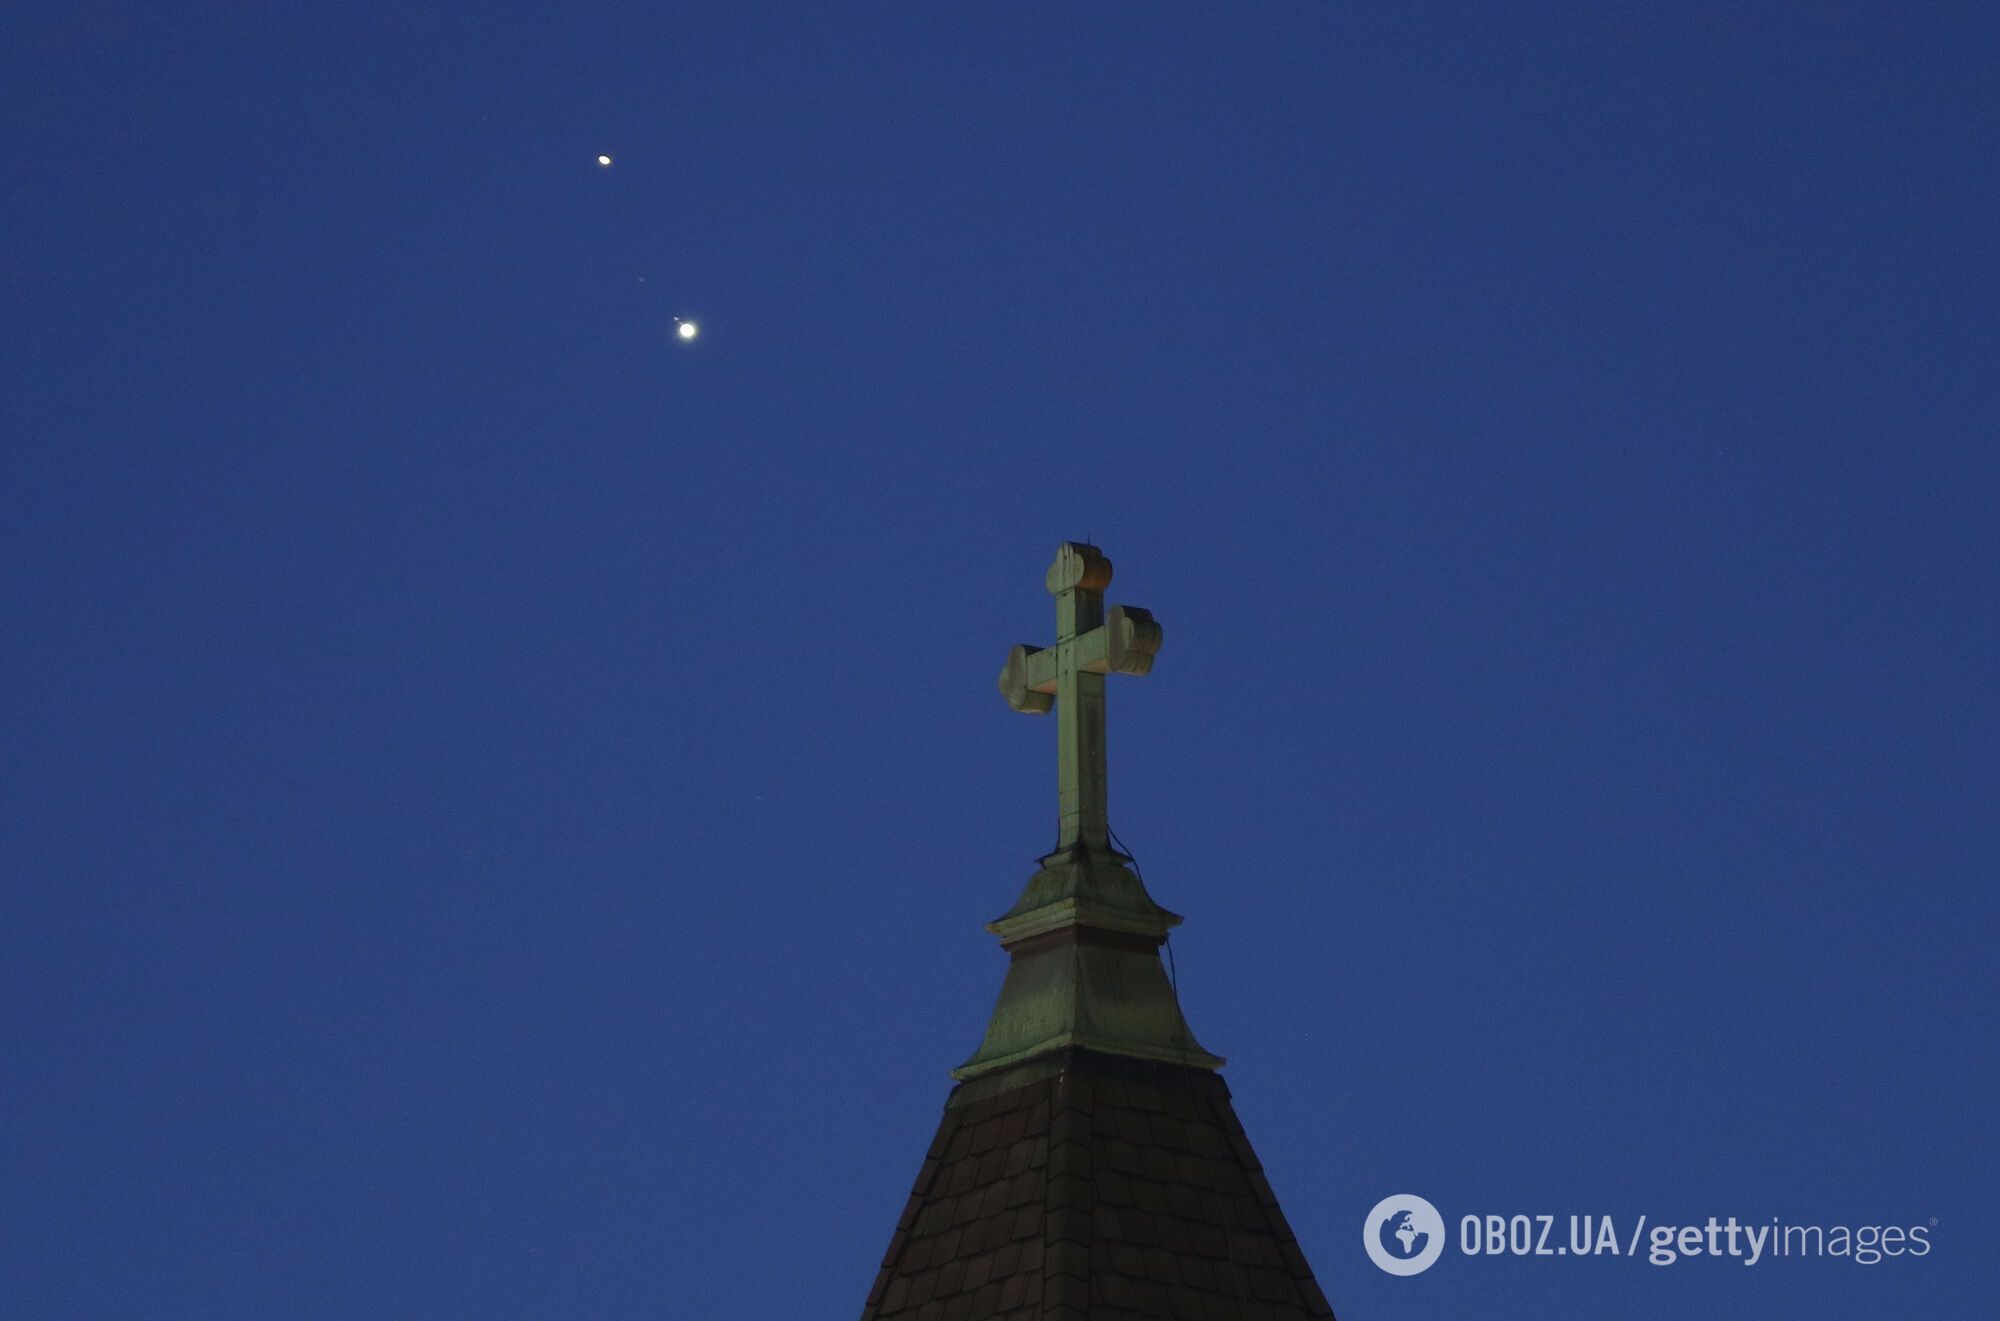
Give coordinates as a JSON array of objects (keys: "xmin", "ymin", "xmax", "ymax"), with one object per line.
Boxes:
[{"xmin": 997, "ymin": 605, "xmax": 1163, "ymax": 713}]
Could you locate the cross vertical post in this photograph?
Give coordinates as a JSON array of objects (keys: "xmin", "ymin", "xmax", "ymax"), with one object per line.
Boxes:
[{"xmin": 1053, "ymin": 548, "xmax": 1109, "ymax": 850}]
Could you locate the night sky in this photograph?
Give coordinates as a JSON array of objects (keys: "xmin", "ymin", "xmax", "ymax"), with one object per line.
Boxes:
[{"xmin": 4, "ymin": 4, "xmax": 1995, "ymax": 1318}]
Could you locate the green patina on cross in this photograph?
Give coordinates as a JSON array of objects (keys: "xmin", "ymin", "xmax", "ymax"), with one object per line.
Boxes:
[{"xmin": 998, "ymin": 543, "xmax": 1162, "ymax": 852}]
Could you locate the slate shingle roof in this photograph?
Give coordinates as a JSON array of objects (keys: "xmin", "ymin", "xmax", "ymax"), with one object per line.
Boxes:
[{"xmin": 860, "ymin": 1049, "xmax": 1336, "ymax": 1321}]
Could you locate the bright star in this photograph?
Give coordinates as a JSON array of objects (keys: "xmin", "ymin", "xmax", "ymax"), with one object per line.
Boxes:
[{"xmin": 677, "ymin": 320, "xmax": 699, "ymax": 341}]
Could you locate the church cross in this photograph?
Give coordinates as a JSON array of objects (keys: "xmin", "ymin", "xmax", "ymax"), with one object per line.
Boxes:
[{"xmin": 998, "ymin": 543, "xmax": 1162, "ymax": 852}]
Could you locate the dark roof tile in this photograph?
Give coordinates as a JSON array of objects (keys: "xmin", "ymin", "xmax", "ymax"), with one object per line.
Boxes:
[
  {"xmin": 1101, "ymin": 1138, "xmax": 1143, "ymax": 1177},
  {"xmin": 1046, "ymin": 1171, "xmax": 1088, "ymax": 1212},
  {"xmin": 1047, "ymin": 1273, "xmax": 1088, "ymax": 1312},
  {"xmin": 1129, "ymin": 1278, "xmax": 1171, "ymax": 1314},
  {"xmin": 1046, "ymin": 1239, "xmax": 1088, "ymax": 1282},
  {"xmin": 1046, "ymin": 1207, "xmax": 1088, "ymax": 1246},
  {"xmin": 1048, "ymin": 1108, "xmax": 1089, "ymax": 1149}
]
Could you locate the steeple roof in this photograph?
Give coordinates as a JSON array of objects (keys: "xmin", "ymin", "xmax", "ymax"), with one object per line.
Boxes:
[
  {"xmin": 859, "ymin": 1051, "xmax": 1335, "ymax": 1321},
  {"xmin": 859, "ymin": 545, "xmax": 1336, "ymax": 1320}
]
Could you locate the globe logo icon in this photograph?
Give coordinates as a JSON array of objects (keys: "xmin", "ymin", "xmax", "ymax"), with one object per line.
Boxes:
[
  {"xmin": 1388, "ymin": 1211, "xmax": 1426, "ymax": 1257},
  {"xmin": 1363, "ymin": 1194, "xmax": 1446, "ymax": 1276}
]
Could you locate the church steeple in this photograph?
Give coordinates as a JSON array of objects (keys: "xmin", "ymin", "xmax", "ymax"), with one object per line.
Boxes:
[
  {"xmin": 960, "ymin": 543, "xmax": 1220, "ymax": 1079},
  {"xmin": 858, "ymin": 544, "xmax": 1336, "ymax": 1321}
]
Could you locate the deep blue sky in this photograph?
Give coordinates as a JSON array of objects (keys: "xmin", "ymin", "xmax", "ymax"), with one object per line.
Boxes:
[{"xmin": 3, "ymin": 4, "xmax": 1994, "ymax": 1318}]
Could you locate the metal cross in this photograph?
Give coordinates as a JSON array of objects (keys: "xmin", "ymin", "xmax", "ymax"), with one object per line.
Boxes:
[{"xmin": 998, "ymin": 543, "xmax": 1162, "ymax": 852}]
